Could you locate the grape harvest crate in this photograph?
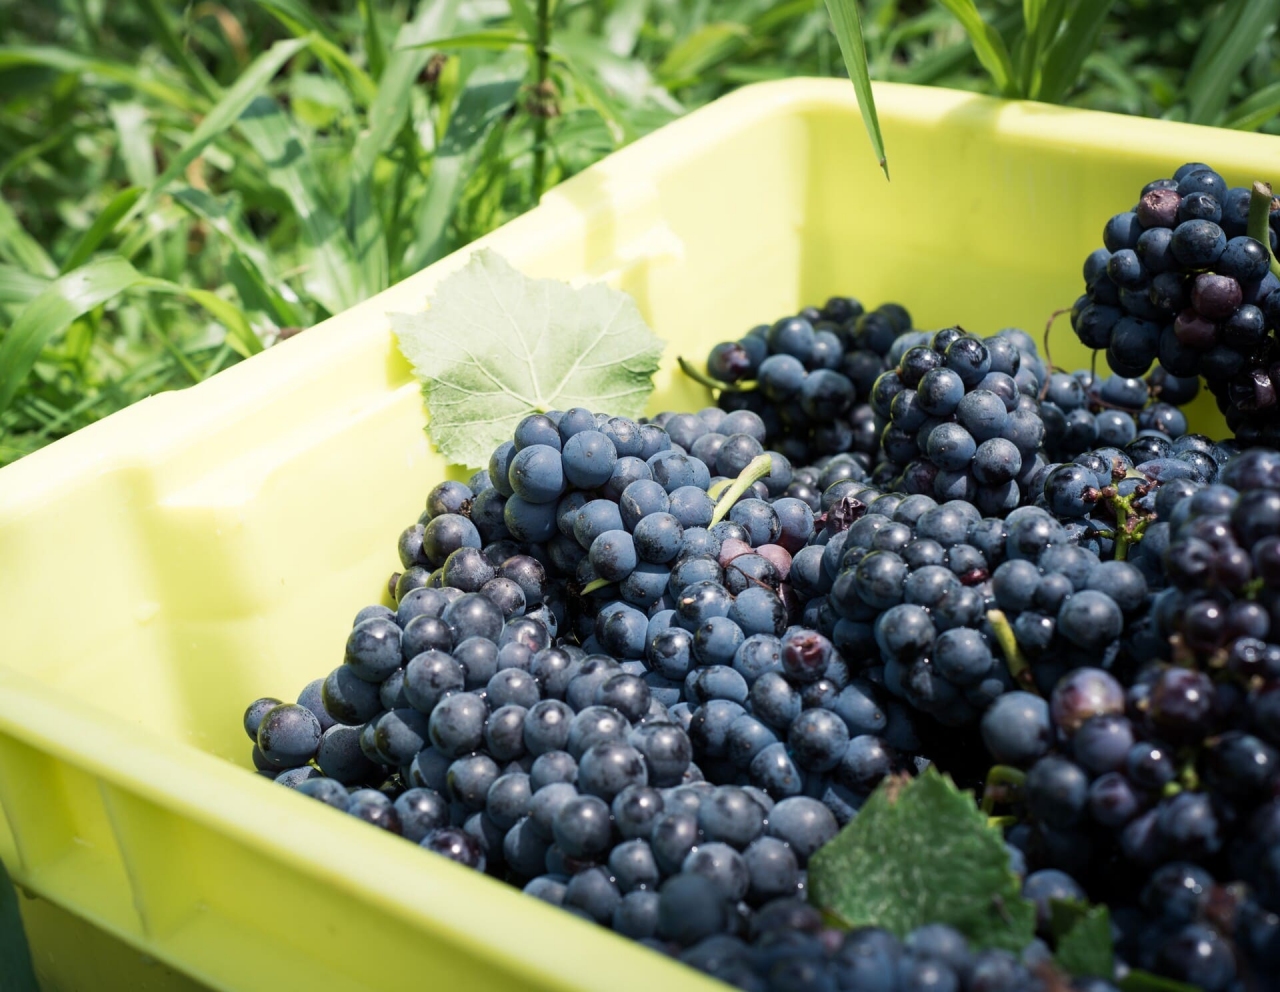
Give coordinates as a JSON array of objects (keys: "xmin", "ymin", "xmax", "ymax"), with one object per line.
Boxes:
[{"xmin": 0, "ymin": 79, "xmax": 1276, "ymax": 992}]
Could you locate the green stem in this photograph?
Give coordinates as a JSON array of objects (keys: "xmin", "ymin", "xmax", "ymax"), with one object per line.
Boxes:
[
  {"xmin": 1248, "ymin": 181, "xmax": 1280, "ymax": 280},
  {"xmin": 980, "ymin": 765, "xmax": 1028, "ymax": 815},
  {"xmin": 986, "ymin": 609, "xmax": 1038, "ymax": 695},
  {"xmin": 710, "ymin": 454, "xmax": 773, "ymax": 526},
  {"xmin": 676, "ymin": 355, "xmax": 757, "ymax": 393},
  {"xmin": 531, "ymin": 0, "xmax": 551, "ymax": 204},
  {"xmin": 581, "ymin": 577, "xmax": 613, "ymax": 595}
]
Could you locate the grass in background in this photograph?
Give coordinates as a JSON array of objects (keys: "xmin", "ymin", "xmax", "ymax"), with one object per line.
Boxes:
[{"xmin": 0, "ymin": 0, "xmax": 1278, "ymax": 470}]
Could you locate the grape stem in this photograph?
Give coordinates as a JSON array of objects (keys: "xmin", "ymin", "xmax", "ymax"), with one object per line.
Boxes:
[
  {"xmin": 985, "ymin": 609, "xmax": 1038, "ymax": 695},
  {"xmin": 710, "ymin": 454, "xmax": 773, "ymax": 526},
  {"xmin": 980, "ymin": 765, "xmax": 1027, "ymax": 815},
  {"xmin": 581, "ymin": 577, "xmax": 613, "ymax": 595},
  {"xmin": 1248, "ymin": 181, "xmax": 1280, "ymax": 280},
  {"xmin": 677, "ymin": 356, "xmax": 757, "ymax": 393}
]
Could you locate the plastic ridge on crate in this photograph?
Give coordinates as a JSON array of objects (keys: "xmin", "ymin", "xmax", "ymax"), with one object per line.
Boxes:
[{"xmin": 1, "ymin": 78, "xmax": 1278, "ymax": 992}]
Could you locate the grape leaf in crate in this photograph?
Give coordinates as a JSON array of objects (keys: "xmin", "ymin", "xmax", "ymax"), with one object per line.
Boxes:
[
  {"xmin": 808, "ymin": 766, "xmax": 1036, "ymax": 952},
  {"xmin": 390, "ymin": 248, "xmax": 665, "ymax": 469}
]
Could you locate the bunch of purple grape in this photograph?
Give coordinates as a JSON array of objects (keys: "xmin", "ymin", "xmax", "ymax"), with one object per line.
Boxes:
[{"xmin": 1071, "ymin": 162, "xmax": 1280, "ymax": 445}]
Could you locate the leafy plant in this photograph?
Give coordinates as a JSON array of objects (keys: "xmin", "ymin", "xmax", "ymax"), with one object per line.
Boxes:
[
  {"xmin": 808, "ymin": 767, "xmax": 1037, "ymax": 951},
  {"xmin": 1, "ymin": 0, "xmax": 1279, "ymax": 470},
  {"xmin": 390, "ymin": 248, "xmax": 664, "ymax": 468}
]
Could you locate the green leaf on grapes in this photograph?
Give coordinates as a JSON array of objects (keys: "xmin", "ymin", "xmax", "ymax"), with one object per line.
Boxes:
[
  {"xmin": 807, "ymin": 766, "xmax": 1036, "ymax": 951},
  {"xmin": 1051, "ymin": 900, "xmax": 1113, "ymax": 978},
  {"xmin": 390, "ymin": 248, "xmax": 665, "ymax": 468}
]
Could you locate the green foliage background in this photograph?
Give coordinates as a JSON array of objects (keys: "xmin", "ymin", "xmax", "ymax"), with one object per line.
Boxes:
[{"xmin": 1, "ymin": 0, "xmax": 1278, "ymax": 466}]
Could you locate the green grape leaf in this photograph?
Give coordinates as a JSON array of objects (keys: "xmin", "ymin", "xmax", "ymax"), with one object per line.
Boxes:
[
  {"xmin": 1052, "ymin": 900, "xmax": 1113, "ymax": 978},
  {"xmin": 390, "ymin": 248, "xmax": 665, "ymax": 468},
  {"xmin": 808, "ymin": 767, "xmax": 1036, "ymax": 951}
]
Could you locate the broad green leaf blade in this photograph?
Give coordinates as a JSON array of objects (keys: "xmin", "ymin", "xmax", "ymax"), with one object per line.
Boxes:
[
  {"xmin": 823, "ymin": 0, "xmax": 889, "ymax": 177},
  {"xmin": 352, "ymin": 0, "xmax": 463, "ymax": 180},
  {"xmin": 0, "ymin": 46, "xmax": 204, "ymax": 111},
  {"xmin": 0, "ymin": 256, "xmax": 147, "ymax": 414},
  {"xmin": 390, "ymin": 248, "xmax": 665, "ymax": 468},
  {"xmin": 1036, "ymin": 0, "xmax": 1116, "ymax": 104},
  {"xmin": 1186, "ymin": 0, "xmax": 1280, "ymax": 124},
  {"xmin": 108, "ymin": 102, "xmax": 157, "ymax": 187},
  {"xmin": 656, "ymin": 23, "xmax": 750, "ymax": 84},
  {"xmin": 145, "ymin": 36, "xmax": 312, "ymax": 206},
  {"xmin": 1052, "ymin": 902, "xmax": 1113, "ymax": 978},
  {"xmin": 1, "ymin": 864, "xmax": 39, "ymax": 992},
  {"xmin": 0, "ymin": 264, "xmax": 49, "ymax": 305},
  {"xmin": 1221, "ymin": 80, "xmax": 1280, "ymax": 131},
  {"xmin": 0, "ymin": 196, "xmax": 57, "ymax": 278},
  {"xmin": 235, "ymin": 96, "xmax": 362, "ymax": 313},
  {"xmin": 808, "ymin": 768, "xmax": 1036, "ymax": 951},
  {"xmin": 935, "ymin": 0, "xmax": 1017, "ymax": 96},
  {"xmin": 406, "ymin": 57, "xmax": 526, "ymax": 273},
  {"xmin": 60, "ymin": 187, "xmax": 143, "ymax": 273}
]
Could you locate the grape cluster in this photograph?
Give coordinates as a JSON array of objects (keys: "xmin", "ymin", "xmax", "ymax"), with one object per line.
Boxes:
[
  {"xmin": 1072, "ymin": 162, "xmax": 1280, "ymax": 443},
  {"xmin": 646, "ymin": 909, "xmax": 1076, "ymax": 992},
  {"xmin": 1038, "ymin": 368, "xmax": 1199, "ymax": 463},
  {"xmin": 243, "ymin": 407, "xmax": 946, "ymax": 972},
  {"xmin": 241, "ymin": 288, "xmax": 1280, "ymax": 988},
  {"xmin": 703, "ymin": 298, "xmax": 915, "ymax": 468},
  {"xmin": 867, "ymin": 326, "xmax": 1051, "ymax": 512}
]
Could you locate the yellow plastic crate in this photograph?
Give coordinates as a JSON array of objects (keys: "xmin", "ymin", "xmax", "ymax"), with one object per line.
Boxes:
[{"xmin": 1, "ymin": 78, "xmax": 1277, "ymax": 992}]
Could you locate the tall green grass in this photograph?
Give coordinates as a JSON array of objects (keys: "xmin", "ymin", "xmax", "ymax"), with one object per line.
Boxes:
[{"xmin": 0, "ymin": 0, "xmax": 1277, "ymax": 467}]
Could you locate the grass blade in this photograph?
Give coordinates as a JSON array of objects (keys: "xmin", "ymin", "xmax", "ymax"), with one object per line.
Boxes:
[
  {"xmin": 1186, "ymin": 0, "xmax": 1280, "ymax": 125},
  {"xmin": 935, "ymin": 0, "xmax": 1017, "ymax": 96},
  {"xmin": 351, "ymin": 0, "xmax": 463, "ymax": 180},
  {"xmin": 169, "ymin": 188, "xmax": 276, "ymax": 275},
  {"xmin": 60, "ymin": 187, "xmax": 144, "ymax": 273},
  {"xmin": 144, "ymin": 36, "xmax": 311, "ymax": 207},
  {"xmin": 234, "ymin": 96, "xmax": 360, "ymax": 313},
  {"xmin": 251, "ymin": 0, "xmax": 377, "ymax": 104},
  {"xmin": 0, "ymin": 197, "xmax": 57, "ymax": 278},
  {"xmin": 359, "ymin": 0, "xmax": 388, "ymax": 79},
  {"xmin": 0, "ymin": 265, "xmax": 49, "ymax": 306},
  {"xmin": 1220, "ymin": 80, "xmax": 1280, "ymax": 130},
  {"xmin": 398, "ymin": 30, "xmax": 531, "ymax": 52},
  {"xmin": 225, "ymin": 253, "xmax": 302, "ymax": 327},
  {"xmin": 552, "ymin": 49, "xmax": 630, "ymax": 145},
  {"xmin": 823, "ymin": 0, "xmax": 889, "ymax": 177},
  {"xmin": 656, "ymin": 23, "xmax": 750, "ymax": 84},
  {"xmin": 507, "ymin": 0, "xmax": 540, "ymax": 44},
  {"xmin": 149, "ymin": 282, "xmax": 263, "ymax": 357},
  {"xmin": 405, "ymin": 56, "xmax": 526, "ymax": 273},
  {"xmin": 0, "ymin": 47, "xmax": 204, "ymax": 112},
  {"xmin": 348, "ymin": 177, "xmax": 389, "ymax": 299},
  {"xmin": 135, "ymin": 0, "xmax": 221, "ymax": 100},
  {"xmin": 107, "ymin": 102, "xmax": 158, "ymax": 187},
  {"xmin": 1036, "ymin": 0, "xmax": 1116, "ymax": 105},
  {"xmin": 0, "ymin": 257, "xmax": 149, "ymax": 414}
]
